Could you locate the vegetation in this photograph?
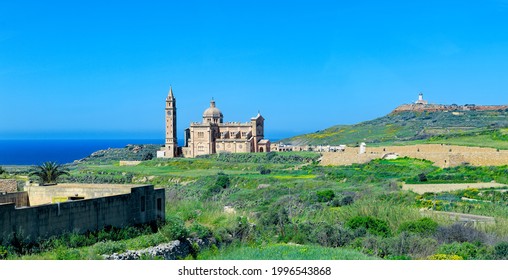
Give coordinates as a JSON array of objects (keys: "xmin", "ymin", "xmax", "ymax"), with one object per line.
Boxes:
[
  {"xmin": 29, "ymin": 161, "xmax": 70, "ymax": 185},
  {"xmin": 282, "ymin": 110, "xmax": 508, "ymax": 149},
  {"xmin": 197, "ymin": 243, "xmax": 378, "ymax": 260},
  {"xmin": 77, "ymin": 144, "xmax": 163, "ymax": 164},
  {"xmin": 8, "ymin": 150, "xmax": 508, "ymax": 260}
]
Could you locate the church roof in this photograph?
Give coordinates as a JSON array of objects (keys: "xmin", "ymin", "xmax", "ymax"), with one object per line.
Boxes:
[{"xmin": 203, "ymin": 99, "xmax": 223, "ymax": 118}]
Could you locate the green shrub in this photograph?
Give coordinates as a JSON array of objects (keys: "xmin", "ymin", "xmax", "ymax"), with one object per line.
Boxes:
[
  {"xmin": 0, "ymin": 245, "xmax": 8, "ymax": 259},
  {"xmin": 437, "ymin": 242, "xmax": 488, "ymax": 260},
  {"xmin": 329, "ymin": 195, "xmax": 355, "ymax": 207},
  {"xmin": 54, "ymin": 246, "xmax": 83, "ymax": 260},
  {"xmin": 160, "ymin": 216, "xmax": 189, "ymax": 241},
  {"xmin": 418, "ymin": 173, "xmax": 428, "ymax": 182},
  {"xmin": 189, "ymin": 223, "xmax": 212, "ymax": 239},
  {"xmin": 493, "ymin": 241, "xmax": 508, "ymax": 260},
  {"xmin": 229, "ymin": 216, "xmax": 256, "ymax": 242},
  {"xmin": 68, "ymin": 232, "xmax": 93, "ymax": 248},
  {"xmin": 93, "ymin": 241, "xmax": 127, "ymax": 255},
  {"xmin": 428, "ymin": 254, "xmax": 463, "ymax": 260},
  {"xmin": 384, "ymin": 232, "xmax": 438, "ymax": 259},
  {"xmin": 316, "ymin": 190, "xmax": 335, "ymax": 203},
  {"xmin": 435, "ymin": 223, "xmax": 487, "ymax": 244},
  {"xmin": 346, "ymin": 216, "xmax": 392, "ymax": 237},
  {"xmin": 309, "ymin": 222, "xmax": 354, "ymax": 247},
  {"xmin": 397, "ymin": 218, "xmax": 438, "ymax": 236},
  {"xmin": 340, "ymin": 196, "xmax": 354, "ymax": 206},
  {"xmin": 257, "ymin": 166, "xmax": 272, "ymax": 175},
  {"xmin": 207, "ymin": 172, "xmax": 230, "ymax": 195}
]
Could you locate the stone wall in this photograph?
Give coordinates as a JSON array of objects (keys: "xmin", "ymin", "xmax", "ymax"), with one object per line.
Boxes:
[
  {"xmin": 0, "ymin": 185, "xmax": 165, "ymax": 242},
  {"xmin": 320, "ymin": 144, "xmax": 508, "ymax": 168},
  {"xmin": 25, "ymin": 183, "xmax": 138, "ymax": 205},
  {"xmin": 0, "ymin": 179, "xmax": 18, "ymax": 193},
  {"xmin": 0, "ymin": 192, "xmax": 30, "ymax": 207}
]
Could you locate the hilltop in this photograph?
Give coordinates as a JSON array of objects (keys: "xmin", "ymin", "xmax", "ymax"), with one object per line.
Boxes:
[{"xmin": 283, "ymin": 100, "xmax": 508, "ymax": 149}]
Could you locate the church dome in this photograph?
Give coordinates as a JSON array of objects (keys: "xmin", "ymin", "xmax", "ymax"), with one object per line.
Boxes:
[{"xmin": 203, "ymin": 99, "xmax": 223, "ymax": 119}]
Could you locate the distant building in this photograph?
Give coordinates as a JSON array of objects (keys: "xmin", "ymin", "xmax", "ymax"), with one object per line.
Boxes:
[
  {"xmin": 159, "ymin": 87, "xmax": 270, "ymax": 158},
  {"xmin": 415, "ymin": 93, "xmax": 428, "ymax": 105},
  {"xmin": 392, "ymin": 92, "xmax": 508, "ymax": 114}
]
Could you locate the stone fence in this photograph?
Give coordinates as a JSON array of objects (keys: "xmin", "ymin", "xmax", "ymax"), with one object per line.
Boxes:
[
  {"xmin": 0, "ymin": 179, "xmax": 18, "ymax": 193},
  {"xmin": 320, "ymin": 144, "xmax": 508, "ymax": 167}
]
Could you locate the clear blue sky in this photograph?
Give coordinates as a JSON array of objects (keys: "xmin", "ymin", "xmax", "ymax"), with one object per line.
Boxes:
[{"xmin": 1, "ymin": 0, "xmax": 508, "ymax": 140}]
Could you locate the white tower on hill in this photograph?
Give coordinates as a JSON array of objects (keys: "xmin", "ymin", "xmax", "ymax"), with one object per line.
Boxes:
[{"xmin": 415, "ymin": 93, "xmax": 428, "ymax": 105}]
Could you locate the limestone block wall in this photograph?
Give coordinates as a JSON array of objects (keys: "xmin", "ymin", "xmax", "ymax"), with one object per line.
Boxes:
[
  {"xmin": 25, "ymin": 183, "xmax": 137, "ymax": 205},
  {"xmin": 0, "ymin": 185, "xmax": 165, "ymax": 242},
  {"xmin": 0, "ymin": 179, "xmax": 17, "ymax": 193},
  {"xmin": 320, "ymin": 144, "xmax": 508, "ymax": 167}
]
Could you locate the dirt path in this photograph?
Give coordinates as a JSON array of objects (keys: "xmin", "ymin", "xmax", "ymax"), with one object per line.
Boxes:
[
  {"xmin": 402, "ymin": 182, "xmax": 506, "ymax": 194},
  {"xmin": 422, "ymin": 210, "xmax": 495, "ymax": 224}
]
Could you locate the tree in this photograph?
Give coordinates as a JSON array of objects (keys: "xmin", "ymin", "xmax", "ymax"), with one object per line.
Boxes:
[
  {"xmin": 0, "ymin": 166, "xmax": 5, "ymax": 175},
  {"xmin": 30, "ymin": 162, "xmax": 70, "ymax": 186},
  {"xmin": 142, "ymin": 152, "xmax": 154, "ymax": 161}
]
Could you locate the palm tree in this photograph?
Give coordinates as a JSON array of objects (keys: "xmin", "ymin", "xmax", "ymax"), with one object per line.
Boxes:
[{"xmin": 30, "ymin": 161, "xmax": 70, "ymax": 186}]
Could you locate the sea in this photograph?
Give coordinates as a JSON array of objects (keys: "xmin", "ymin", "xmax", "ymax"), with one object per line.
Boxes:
[{"xmin": 0, "ymin": 139, "xmax": 164, "ymax": 165}]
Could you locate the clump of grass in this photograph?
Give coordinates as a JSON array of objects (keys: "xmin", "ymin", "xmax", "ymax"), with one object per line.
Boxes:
[{"xmin": 197, "ymin": 243, "xmax": 378, "ymax": 260}]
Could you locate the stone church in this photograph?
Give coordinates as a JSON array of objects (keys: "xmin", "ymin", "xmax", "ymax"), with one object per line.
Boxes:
[{"xmin": 158, "ymin": 87, "xmax": 270, "ymax": 158}]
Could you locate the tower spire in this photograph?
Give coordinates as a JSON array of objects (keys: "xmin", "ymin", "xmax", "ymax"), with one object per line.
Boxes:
[{"xmin": 168, "ymin": 85, "xmax": 174, "ymax": 99}]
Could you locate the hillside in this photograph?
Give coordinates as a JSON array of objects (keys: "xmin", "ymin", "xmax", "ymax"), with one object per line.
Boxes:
[
  {"xmin": 75, "ymin": 144, "xmax": 163, "ymax": 164},
  {"xmin": 283, "ymin": 109, "xmax": 508, "ymax": 149}
]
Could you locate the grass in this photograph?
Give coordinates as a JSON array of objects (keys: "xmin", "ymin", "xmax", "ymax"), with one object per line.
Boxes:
[
  {"xmin": 9, "ymin": 150, "xmax": 508, "ymax": 260},
  {"xmin": 424, "ymin": 134, "xmax": 508, "ymax": 150},
  {"xmin": 198, "ymin": 243, "xmax": 378, "ymax": 260}
]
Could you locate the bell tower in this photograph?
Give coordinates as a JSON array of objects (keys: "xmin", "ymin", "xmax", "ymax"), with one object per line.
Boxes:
[{"xmin": 165, "ymin": 86, "xmax": 178, "ymax": 157}]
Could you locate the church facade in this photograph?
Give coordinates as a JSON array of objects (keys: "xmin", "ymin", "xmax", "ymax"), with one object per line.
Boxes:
[{"xmin": 159, "ymin": 87, "xmax": 270, "ymax": 158}]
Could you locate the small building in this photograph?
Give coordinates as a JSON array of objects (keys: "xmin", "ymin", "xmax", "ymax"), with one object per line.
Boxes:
[{"xmin": 415, "ymin": 93, "xmax": 428, "ymax": 105}]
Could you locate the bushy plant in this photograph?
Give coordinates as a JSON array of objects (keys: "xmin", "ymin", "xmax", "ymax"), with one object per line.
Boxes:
[
  {"xmin": 68, "ymin": 232, "xmax": 93, "ymax": 248},
  {"xmin": 257, "ymin": 166, "xmax": 272, "ymax": 175},
  {"xmin": 309, "ymin": 222, "xmax": 354, "ymax": 247},
  {"xmin": 346, "ymin": 216, "xmax": 392, "ymax": 237},
  {"xmin": 493, "ymin": 241, "xmax": 508, "ymax": 260},
  {"xmin": 189, "ymin": 223, "xmax": 212, "ymax": 239},
  {"xmin": 418, "ymin": 173, "xmax": 428, "ymax": 182},
  {"xmin": 93, "ymin": 241, "xmax": 127, "ymax": 255},
  {"xmin": 340, "ymin": 195, "xmax": 354, "ymax": 206},
  {"xmin": 352, "ymin": 232, "xmax": 438, "ymax": 259},
  {"xmin": 435, "ymin": 223, "xmax": 487, "ymax": 244},
  {"xmin": 231, "ymin": 216, "xmax": 256, "ymax": 242},
  {"xmin": 437, "ymin": 242, "xmax": 489, "ymax": 260},
  {"xmin": 54, "ymin": 246, "xmax": 83, "ymax": 260},
  {"xmin": 207, "ymin": 172, "xmax": 230, "ymax": 195},
  {"xmin": 160, "ymin": 216, "xmax": 189, "ymax": 241},
  {"xmin": 384, "ymin": 232, "xmax": 438, "ymax": 259},
  {"xmin": 0, "ymin": 245, "xmax": 8, "ymax": 259},
  {"xmin": 330, "ymin": 195, "xmax": 355, "ymax": 207},
  {"xmin": 316, "ymin": 190, "xmax": 335, "ymax": 203},
  {"xmin": 397, "ymin": 218, "xmax": 438, "ymax": 237},
  {"xmin": 428, "ymin": 254, "xmax": 463, "ymax": 260}
]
